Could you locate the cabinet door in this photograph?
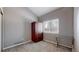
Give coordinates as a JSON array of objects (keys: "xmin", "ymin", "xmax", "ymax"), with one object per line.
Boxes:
[
  {"xmin": 36, "ymin": 23, "xmax": 43, "ymax": 41},
  {"xmin": 31, "ymin": 22, "xmax": 37, "ymax": 42}
]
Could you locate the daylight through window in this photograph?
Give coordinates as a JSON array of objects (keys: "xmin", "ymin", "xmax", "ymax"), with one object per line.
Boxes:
[{"xmin": 43, "ymin": 19, "xmax": 59, "ymax": 34}]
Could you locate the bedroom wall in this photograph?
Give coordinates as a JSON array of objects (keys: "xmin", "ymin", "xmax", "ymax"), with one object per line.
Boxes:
[
  {"xmin": 39, "ymin": 7, "xmax": 73, "ymax": 48},
  {"xmin": 3, "ymin": 7, "xmax": 38, "ymax": 48},
  {"xmin": 74, "ymin": 7, "xmax": 79, "ymax": 52},
  {"xmin": 0, "ymin": 8, "xmax": 2, "ymax": 51}
]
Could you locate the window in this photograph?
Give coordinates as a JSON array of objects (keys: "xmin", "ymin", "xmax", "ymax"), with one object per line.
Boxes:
[{"xmin": 43, "ymin": 19, "xmax": 59, "ymax": 34}]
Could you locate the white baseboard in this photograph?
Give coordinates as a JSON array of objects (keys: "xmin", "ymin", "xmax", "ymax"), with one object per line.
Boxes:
[
  {"xmin": 3, "ymin": 40, "xmax": 31, "ymax": 50},
  {"xmin": 59, "ymin": 44, "xmax": 73, "ymax": 48},
  {"xmin": 44, "ymin": 39, "xmax": 73, "ymax": 48},
  {"xmin": 44, "ymin": 39, "xmax": 57, "ymax": 45}
]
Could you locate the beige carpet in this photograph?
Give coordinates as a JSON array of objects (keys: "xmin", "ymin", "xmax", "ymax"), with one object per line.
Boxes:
[{"xmin": 3, "ymin": 41, "xmax": 72, "ymax": 52}]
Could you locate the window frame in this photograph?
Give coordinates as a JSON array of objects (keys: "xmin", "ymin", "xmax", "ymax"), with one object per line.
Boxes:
[{"xmin": 43, "ymin": 19, "xmax": 59, "ymax": 34}]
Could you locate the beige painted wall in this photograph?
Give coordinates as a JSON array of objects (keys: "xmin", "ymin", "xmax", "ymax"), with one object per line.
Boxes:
[
  {"xmin": 3, "ymin": 7, "xmax": 38, "ymax": 48},
  {"xmin": 39, "ymin": 7, "xmax": 73, "ymax": 48}
]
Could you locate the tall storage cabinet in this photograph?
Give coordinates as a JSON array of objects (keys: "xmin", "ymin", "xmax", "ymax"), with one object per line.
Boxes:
[{"xmin": 31, "ymin": 22, "xmax": 43, "ymax": 42}]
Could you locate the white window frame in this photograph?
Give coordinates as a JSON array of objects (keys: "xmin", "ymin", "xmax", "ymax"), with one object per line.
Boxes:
[{"xmin": 43, "ymin": 19, "xmax": 59, "ymax": 34}]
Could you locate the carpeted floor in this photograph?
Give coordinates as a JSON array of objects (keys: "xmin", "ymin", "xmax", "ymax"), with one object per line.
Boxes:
[{"xmin": 3, "ymin": 41, "xmax": 72, "ymax": 52}]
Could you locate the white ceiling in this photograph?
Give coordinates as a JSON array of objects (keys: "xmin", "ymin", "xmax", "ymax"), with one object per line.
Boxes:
[{"xmin": 28, "ymin": 7, "xmax": 60, "ymax": 17}]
